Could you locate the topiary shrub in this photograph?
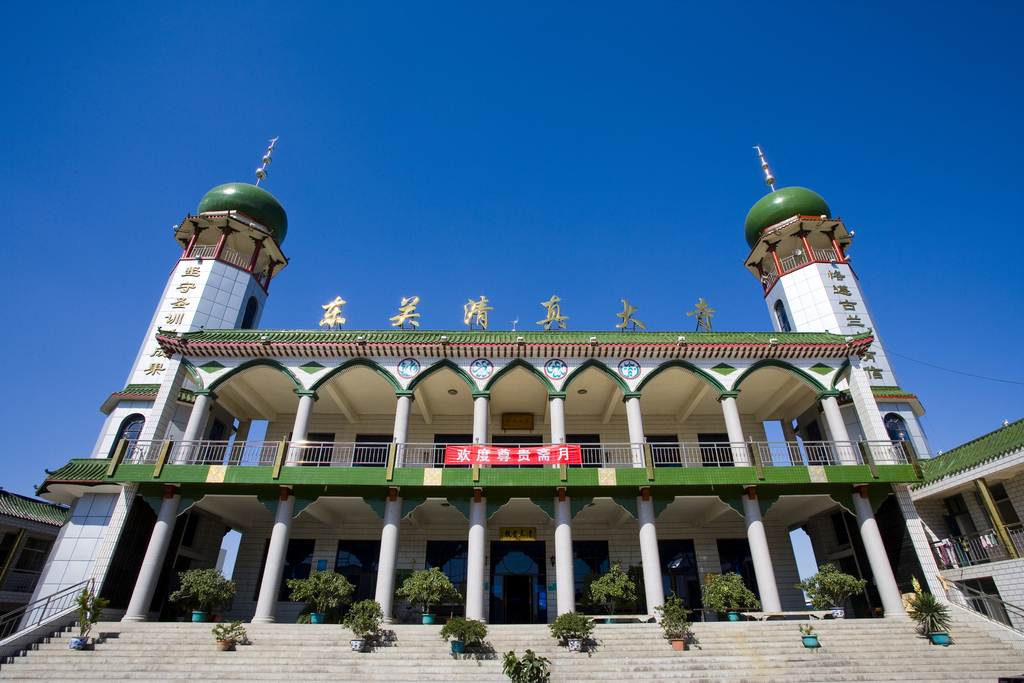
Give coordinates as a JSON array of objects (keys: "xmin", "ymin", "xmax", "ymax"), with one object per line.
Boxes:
[
  {"xmin": 168, "ymin": 568, "xmax": 236, "ymax": 615},
  {"xmin": 396, "ymin": 567, "xmax": 463, "ymax": 616},
  {"xmin": 439, "ymin": 616, "xmax": 488, "ymax": 646},
  {"xmin": 796, "ymin": 563, "xmax": 867, "ymax": 610},
  {"xmin": 287, "ymin": 570, "xmax": 355, "ymax": 615},
  {"xmin": 549, "ymin": 611, "xmax": 595, "ymax": 642},
  {"xmin": 586, "ymin": 563, "xmax": 637, "ymax": 614},
  {"xmin": 700, "ymin": 572, "xmax": 760, "ymax": 614},
  {"xmin": 343, "ymin": 599, "xmax": 384, "ymax": 640},
  {"xmin": 655, "ymin": 595, "xmax": 692, "ymax": 640}
]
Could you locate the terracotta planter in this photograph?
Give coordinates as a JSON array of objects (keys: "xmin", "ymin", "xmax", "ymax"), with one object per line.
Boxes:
[
  {"xmin": 215, "ymin": 640, "xmax": 233, "ymax": 651},
  {"xmin": 670, "ymin": 639, "xmax": 687, "ymax": 651}
]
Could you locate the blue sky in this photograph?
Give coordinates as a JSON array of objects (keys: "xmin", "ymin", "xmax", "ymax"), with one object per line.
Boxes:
[{"xmin": 1, "ymin": 1, "xmax": 1022, "ymax": 500}]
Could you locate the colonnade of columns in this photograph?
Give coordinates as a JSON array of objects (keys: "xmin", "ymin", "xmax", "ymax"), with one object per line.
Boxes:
[{"xmin": 120, "ymin": 356, "xmax": 903, "ymax": 623}]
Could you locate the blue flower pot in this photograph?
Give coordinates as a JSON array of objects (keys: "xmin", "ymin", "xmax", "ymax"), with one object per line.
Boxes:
[
  {"xmin": 727, "ymin": 612, "xmax": 740, "ymax": 622},
  {"xmin": 802, "ymin": 635, "xmax": 820, "ymax": 648},
  {"xmin": 311, "ymin": 612, "xmax": 326, "ymax": 624},
  {"xmin": 422, "ymin": 613, "xmax": 435, "ymax": 625},
  {"xmin": 192, "ymin": 611, "xmax": 208, "ymax": 623},
  {"xmin": 451, "ymin": 640, "xmax": 466, "ymax": 653},
  {"xmin": 928, "ymin": 632, "xmax": 950, "ymax": 646}
]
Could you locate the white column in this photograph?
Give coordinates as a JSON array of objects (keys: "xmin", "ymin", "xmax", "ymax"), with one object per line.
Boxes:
[
  {"xmin": 181, "ymin": 392, "xmax": 213, "ymax": 442},
  {"xmin": 852, "ymin": 486, "xmax": 908, "ymax": 619},
  {"xmin": 291, "ymin": 392, "xmax": 316, "ymax": 442},
  {"xmin": 846, "ymin": 355, "xmax": 889, "ymax": 442},
  {"xmin": 393, "ymin": 393, "xmax": 413, "ymax": 444},
  {"xmin": 466, "ymin": 495, "xmax": 487, "ymax": 621},
  {"xmin": 375, "ymin": 493, "xmax": 402, "ymax": 623},
  {"xmin": 554, "ymin": 495, "xmax": 574, "ymax": 616},
  {"xmin": 252, "ymin": 489, "xmax": 296, "ymax": 623},
  {"xmin": 719, "ymin": 393, "xmax": 749, "ymax": 465},
  {"xmin": 473, "ymin": 395, "xmax": 489, "ymax": 444},
  {"xmin": 625, "ymin": 394, "xmax": 645, "ymax": 466},
  {"xmin": 637, "ymin": 494, "xmax": 665, "ymax": 616},
  {"xmin": 820, "ymin": 393, "xmax": 857, "ymax": 464},
  {"xmin": 742, "ymin": 487, "xmax": 782, "ymax": 612},
  {"xmin": 123, "ymin": 486, "xmax": 180, "ymax": 622},
  {"xmin": 549, "ymin": 395, "xmax": 566, "ymax": 444}
]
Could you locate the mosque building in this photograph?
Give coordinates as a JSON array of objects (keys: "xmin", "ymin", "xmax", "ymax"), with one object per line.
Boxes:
[{"xmin": 29, "ymin": 148, "xmax": 954, "ymax": 626}]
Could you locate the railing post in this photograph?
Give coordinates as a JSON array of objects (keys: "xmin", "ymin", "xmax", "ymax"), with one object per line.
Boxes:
[
  {"xmin": 153, "ymin": 440, "xmax": 174, "ymax": 478},
  {"xmin": 107, "ymin": 439, "xmax": 130, "ymax": 477},
  {"xmin": 858, "ymin": 441, "xmax": 880, "ymax": 479},
  {"xmin": 271, "ymin": 441, "xmax": 288, "ymax": 480},
  {"xmin": 643, "ymin": 443, "xmax": 655, "ymax": 481},
  {"xmin": 748, "ymin": 443, "xmax": 764, "ymax": 481},
  {"xmin": 900, "ymin": 439, "xmax": 924, "ymax": 479},
  {"xmin": 385, "ymin": 443, "xmax": 397, "ymax": 482}
]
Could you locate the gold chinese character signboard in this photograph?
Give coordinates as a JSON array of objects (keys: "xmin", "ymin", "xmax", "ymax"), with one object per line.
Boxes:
[
  {"xmin": 501, "ymin": 413, "xmax": 534, "ymax": 430},
  {"xmin": 500, "ymin": 527, "xmax": 537, "ymax": 542}
]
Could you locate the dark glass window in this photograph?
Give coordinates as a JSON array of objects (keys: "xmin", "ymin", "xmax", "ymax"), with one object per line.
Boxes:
[
  {"xmin": 884, "ymin": 413, "xmax": 910, "ymax": 443},
  {"xmin": 14, "ymin": 538, "xmax": 52, "ymax": 573},
  {"xmin": 988, "ymin": 483, "xmax": 1020, "ymax": 525},
  {"xmin": 426, "ymin": 540, "xmax": 469, "ymax": 598},
  {"xmin": 179, "ymin": 513, "xmax": 200, "ymax": 548},
  {"xmin": 658, "ymin": 539, "xmax": 702, "ymax": 612},
  {"xmin": 716, "ymin": 538, "xmax": 760, "ymax": 602},
  {"xmin": 774, "ymin": 300, "xmax": 792, "ymax": 333},
  {"xmin": 240, "ymin": 296, "xmax": 259, "ymax": 330},
  {"xmin": 354, "ymin": 434, "xmax": 391, "ymax": 467},
  {"xmin": 434, "ymin": 434, "xmax": 473, "ymax": 467},
  {"xmin": 108, "ymin": 414, "xmax": 145, "ymax": 457},
  {"xmin": 572, "ymin": 540, "xmax": 609, "ymax": 608},
  {"xmin": 805, "ymin": 420, "xmax": 823, "ymax": 441},
  {"xmin": 336, "ymin": 540, "xmax": 381, "ymax": 604},
  {"xmin": 302, "ymin": 432, "xmax": 336, "ymax": 466},
  {"xmin": 647, "ymin": 435, "xmax": 680, "ymax": 468},
  {"xmin": 697, "ymin": 433, "xmax": 733, "ymax": 467},
  {"xmin": 254, "ymin": 538, "xmax": 316, "ymax": 601},
  {"xmin": 208, "ymin": 419, "xmax": 227, "ymax": 441},
  {"xmin": 566, "ymin": 435, "xmax": 601, "ymax": 468},
  {"xmin": 943, "ymin": 494, "xmax": 977, "ymax": 536}
]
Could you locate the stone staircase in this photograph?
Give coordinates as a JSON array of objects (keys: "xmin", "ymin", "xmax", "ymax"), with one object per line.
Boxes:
[{"xmin": 2, "ymin": 618, "xmax": 1024, "ymax": 682}]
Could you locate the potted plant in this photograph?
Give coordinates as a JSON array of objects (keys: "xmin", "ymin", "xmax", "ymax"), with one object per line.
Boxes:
[
  {"xmin": 502, "ymin": 649, "xmax": 550, "ymax": 682},
  {"xmin": 799, "ymin": 623, "xmax": 820, "ymax": 649},
  {"xmin": 700, "ymin": 572, "xmax": 760, "ymax": 621},
  {"xmin": 287, "ymin": 570, "xmax": 355, "ymax": 624},
  {"xmin": 655, "ymin": 595, "xmax": 692, "ymax": 651},
  {"xmin": 70, "ymin": 587, "xmax": 109, "ymax": 650},
  {"xmin": 211, "ymin": 620, "xmax": 247, "ymax": 651},
  {"xmin": 795, "ymin": 563, "xmax": 867, "ymax": 619},
  {"xmin": 549, "ymin": 611, "xmax": 595, "ymax": 652},
  {"xmin": 343, "ymin": 599, "xmax": 384, "ymax": 651},
  {"xmin": 439, "ymin": 615, "xmax": 488, "ymax": 653},
  {"xmin": 168, "ymin": 568, "xmax": 237, "ymax": 622},
  {"xmin": 586, "ymin": 563, "xmax": 637, "ymax": 621},
  {"xmin": 908, "ymin": 590, "xmax": 952, "ymax": 645},
  {"xmin": 396, "ymin": 567, "xmax": 463, "ymax": 624}
]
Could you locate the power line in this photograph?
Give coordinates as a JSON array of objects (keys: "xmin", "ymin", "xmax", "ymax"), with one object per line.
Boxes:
[{"xmin": 883, "ymin": 347, "xmax": 1024, "ymax": 386}]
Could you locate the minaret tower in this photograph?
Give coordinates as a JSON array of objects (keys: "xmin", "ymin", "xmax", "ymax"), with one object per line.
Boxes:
[
  {"xmin": 741, "ymin": 148, "xmax": 930, "ymax": 454},
  {"xmin": 93, "ymin": 141, "xmax": 290, "ymax": 454}
]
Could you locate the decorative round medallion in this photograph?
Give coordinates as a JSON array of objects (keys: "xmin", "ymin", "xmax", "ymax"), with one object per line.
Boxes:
[
  {"xmin": 544, "ymin": 359, "xmax": 568, "ymax": 380},
  {"xmin": 618, "ymin": 359, "xmax": 641, "ymax": 380},
  {"xmin": 470, "ymin": 358, "xmax": 493, "ymax": 380},
  {"xmin": 397, "ymin": 358, "xmax": 421, "ymax": 379}
]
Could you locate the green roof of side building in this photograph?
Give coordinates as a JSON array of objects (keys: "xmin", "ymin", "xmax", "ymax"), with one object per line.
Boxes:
[
  {"xmin": 0, "ymin": 489, "xmax": 68, "ymax": 526},
  {"xmin": 920, "ymin": 417, "xmax": 1024, "ymax": 484},
  {"xmin": 744, "ymin": 186, "xmax": 831, "ymax": 249},
  {"xmin": 198, "ymin": 182, "xmax": 288, "ymax": 244}
]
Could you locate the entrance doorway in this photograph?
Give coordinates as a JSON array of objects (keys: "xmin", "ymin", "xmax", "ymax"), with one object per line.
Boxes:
[{"xmin": 490, "ymin": 541, "xmax": 547, "ymax": 623}]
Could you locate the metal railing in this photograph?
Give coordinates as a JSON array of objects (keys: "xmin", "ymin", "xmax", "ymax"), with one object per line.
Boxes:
[
  {"xmin": 219, "ymin": 247, "xmax": 251, "ymax": 270},
  {"xmin": 931, "ymin": 529, "xmax": 1009, "ymax": 569},
  {"xmin": 1, "ymin": 569, "xmax": 41, "ymax": 594},
  {"xmin": 285, "ymin": 442, "xmax": 389, "ymax": 467},
  {"xmin": 763, "ymin": 247, "xmax": 841, "ymax": 291},
  {"xmin": 189, "ymin": 243, "xmax": 217, "ymax": 258},
  {"xmin": 0, "ymin": 578, "xmax": 93, "ymax": 660},
  {"xmin": 116, "ymin": 439, "xmax": 909, "ymax": 470},
  {"xmin": 1006, "ymin": 522, "xmax": 1024, "ymax": 557},
  {"xmin": 946, "ymin": 578, "xmax": 1024, "ymax": 634}
]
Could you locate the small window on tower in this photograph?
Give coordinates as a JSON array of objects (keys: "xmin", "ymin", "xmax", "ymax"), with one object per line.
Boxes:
[
  {"xmin": 884, "ymin": 413, "xmax": 910, "ymax": 442},
  {"xmin": 241, "ymin": 296, "xmax": 259, "ymax": 329},
  {"xmin": 774, "ymin": 300, "xmax": 792, "ymax": 333},
  {"xmin": 108, "ymin": 414, "xmax": 145, "ymax": 458}
]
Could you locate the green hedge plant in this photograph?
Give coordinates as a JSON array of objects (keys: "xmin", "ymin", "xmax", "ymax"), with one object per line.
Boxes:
[
  {"xmin": 396, "ymin": 567, "xmax": 463, "ymax": 616},
  {"xmin": 343, "ymin": 599, "xmax": 384, "ymax": 640},
  {"xmin": 700, "ymin": 573, "xmax": 760, "ymax": 614},
  {"xmin": 654, "ymin": 595, "xmax": 692, "ymax": 640},
  {"xmin": 287, "ymin": 570, "xmax": 355, "ymax": 615},
  {"xmin": 549, "ymin": 612, "xmax": 595, "ymax": 642},
  {"xmin": 795, "ymin": 564, "xmax": 867, "ymax": 610},
  {"xmin": 439, "ymin": 616, "xmax": 488, "ymax": 646},
  {"xmin": 168, "ymin": 568, "xmax": 237, "ymax": 615},
  {"xmin": 586, "ymin": 563, "xmax": 637, "ymax": 614},
  {"xmin": 502, "ymin": 649, "xmax": 550, "ymax": 683}
]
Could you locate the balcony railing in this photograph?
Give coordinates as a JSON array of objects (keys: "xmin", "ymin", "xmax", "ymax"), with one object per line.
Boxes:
[
  {"xmin": 185, "ymin": 243, "xmax": 269, "ymax": 285},
  {"xmin": 190, "ymin": 243, "xmax": 217, "ymax": 259},
  {"xmin": 1, "ymin": 569, "xmax": 41, "ymax": 594},
  {"xmin": 119, "ymin": 439, "xmax": 909, "ymax": 470},
  {"xmin": 1007, "ymin": 522, "xmax": 1024, "ymax": 557},
  {"xmin": 761, "ymin": 246, "xmax": 841, "ymax": 293},
  {"xmin": 931, "ymin": 529, "xmax": 1010, "ymax": 569}
]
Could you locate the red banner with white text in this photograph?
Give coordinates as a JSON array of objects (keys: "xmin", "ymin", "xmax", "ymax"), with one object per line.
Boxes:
[{"xmin": 444, "ymin": 444, "xmax": 582, "ymax": 465}]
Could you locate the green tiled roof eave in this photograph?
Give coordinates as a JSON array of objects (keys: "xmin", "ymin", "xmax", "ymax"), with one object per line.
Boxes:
[
  {"xmin": 0, "ymin": 490, "xmax": 68, "ymax": 526},
  {"xmin": 167, "ymin": 328, "xmax": 873, "ymax": 346},
  {"xmin": 919, "ymin": 418, "xmax": 1024, "ymax": 484},
  {"xmin": 872, "ymin": 386, "xmax": 918, "ymax": 399},
  {"xmin": 114, "ymin": 384, "xmax": 160, "ymax": 397},
  {"xmin": 38, "ymin": 459, "xmax": 111, "ymax": 497}
]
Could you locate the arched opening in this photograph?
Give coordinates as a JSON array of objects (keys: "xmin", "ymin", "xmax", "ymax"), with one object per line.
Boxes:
[
  {"xmin": 563, "ymin": 364, "xmax": 627, "ymax": 465},
  {"xmin": 884, "ymin": 413, "xmax": 910, "ymax": 442},
  {"xmin": 774, "ymin": 299, "xmax": 792, "ymax": 333},
  {"xmin": 109, "ymin": 413, "xmax": 145, "ymax": 457},
  {"xmin": 406, "ymin": 364, "xmax": 475, "ymax": 465},
  {"xmin": 733, "ymin": 363, "xmax": 824, "ymax": 461},
  {"xmin": 636, "ymin": 366, "xmax": 727, "ymax": 466},
  {"xmin": 488, "ymin": 364, "xmax": 551, "ymax": 454}
]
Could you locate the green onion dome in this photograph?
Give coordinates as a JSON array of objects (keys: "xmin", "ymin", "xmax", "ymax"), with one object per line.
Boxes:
[
  {"xmin": 744, "ymin": 187, "xmax": 830, "ymax": 249},
  {"xmin": 198, "ymin": 183, "xmax": 288, "ymax": 244}
]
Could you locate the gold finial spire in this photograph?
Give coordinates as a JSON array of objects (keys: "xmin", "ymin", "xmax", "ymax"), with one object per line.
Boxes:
[
  {"xmin": 753, "ymin": 145, "xmax": 776, "ymax": 191},
  {"xmin": 255, "ymin": 137, "xmax": 279, "ymax": 186}
]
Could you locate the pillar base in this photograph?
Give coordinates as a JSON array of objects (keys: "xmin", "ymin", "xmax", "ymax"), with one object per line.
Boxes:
[
  {"xmin": 250, "ymin": 616, "xmax": 276, "ymax": 624},
  {"xmin": 120, "ymin": 614, "xmax": 148, "ymax": 623}
]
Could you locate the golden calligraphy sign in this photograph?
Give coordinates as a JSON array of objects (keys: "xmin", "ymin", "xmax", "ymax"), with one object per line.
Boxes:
[
  {"xmin": 501, "ymin": 413, "xmax": 534, "ymax": 430},
  {"xmin": 500, "ymin": 527, "xmax": 537, "ymax": 542}
]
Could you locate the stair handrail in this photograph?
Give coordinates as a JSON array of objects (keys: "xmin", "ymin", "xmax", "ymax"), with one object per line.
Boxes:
[
  {"xmin": 0, "ymin": 578, "xmax": 93, "ymax": 660},
  {"xmin": 945, "ymin": 578, "xmax": 1024, "ymax": 635}
]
